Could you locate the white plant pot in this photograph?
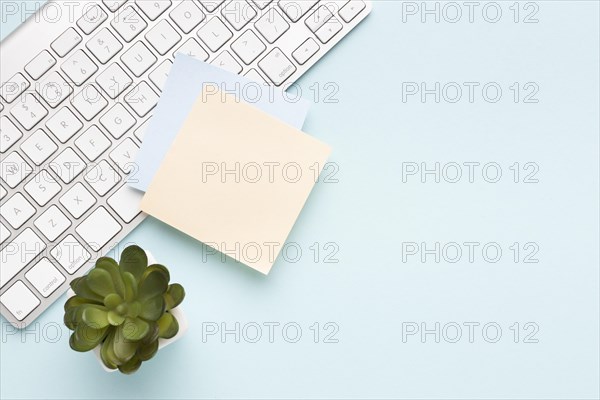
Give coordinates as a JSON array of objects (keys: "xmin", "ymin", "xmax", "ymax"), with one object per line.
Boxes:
[{"xmin": 66, "ymin": 251, "xmax": 188, "ymax": 372}]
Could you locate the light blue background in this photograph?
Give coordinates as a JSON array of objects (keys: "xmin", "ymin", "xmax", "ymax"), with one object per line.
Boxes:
[{"xmin": 1, "ymin": 1, "xmax": 599, "ymax": 399}]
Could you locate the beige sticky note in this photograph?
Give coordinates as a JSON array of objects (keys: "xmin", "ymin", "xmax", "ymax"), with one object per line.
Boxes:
[{"xmin": 141, "ymin": 91, "xmax": 331, "ymax": 274}]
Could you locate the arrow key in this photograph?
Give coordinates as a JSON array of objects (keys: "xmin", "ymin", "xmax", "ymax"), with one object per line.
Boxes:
[
  {"xmin": 292, "ymin": 38, "xmax": 320, "ymax": 65},
  {"xmin": 315, "ymin": 17, "xmax": 343, "ymax": 44}
]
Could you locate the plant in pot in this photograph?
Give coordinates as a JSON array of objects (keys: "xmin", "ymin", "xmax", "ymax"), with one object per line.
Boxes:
[{"xmin": 64, "ymin": 245, "xmax": 186, "ymax": 374}]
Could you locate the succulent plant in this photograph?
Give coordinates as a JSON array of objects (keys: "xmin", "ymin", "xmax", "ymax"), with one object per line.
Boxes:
[{"xmin": 64, "ymin": 245, "xmax": 185, "ymax": 374}]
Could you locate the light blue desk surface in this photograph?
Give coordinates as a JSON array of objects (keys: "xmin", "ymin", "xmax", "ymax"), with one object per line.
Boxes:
[{"xmin": 1, "ymin": 1, "xmax": 599, "ymax": 399}]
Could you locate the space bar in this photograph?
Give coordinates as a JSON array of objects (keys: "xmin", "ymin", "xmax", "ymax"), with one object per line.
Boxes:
[{"xmin": 0, "ymin": 228, "xmax": 46, "ymax": 288}]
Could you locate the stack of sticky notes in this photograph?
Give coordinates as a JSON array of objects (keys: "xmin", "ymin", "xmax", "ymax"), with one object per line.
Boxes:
[{"xmin": 133, "ymin": 55, "xmax": 331, "ymax": 274}]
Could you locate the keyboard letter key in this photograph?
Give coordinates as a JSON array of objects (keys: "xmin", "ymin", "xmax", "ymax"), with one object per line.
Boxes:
[
  {"xmin": 24, "ymin": 170, "xmax": 62, "ymax": 207},
  {"xmin": 72, "ymin": 85, "xmax": 108, "ymax": 121},
  {"xmin": 49, "ymin": 148, "xmax": 86, "ymax": 184},
  {"xmin": 76, "ymin": 207, "xmax": 122, "ymax": 251},
  {"xmin": 125, "ymin": 82, "xmax": 159, "ymax": 117},
  {"xmin": 46, "ymin": 107, "xmax": 83, "ymax": 143},
  {"xmin": 20, "ymin": 129, "xmax": 58, "ymax": 165},
  {"xmin": 60, "ymin": 183, "xmax": 96, "ymax": 219},
  {"xmin": 197, "ymin": 17, "xmax": 233, "ymax": 52}
]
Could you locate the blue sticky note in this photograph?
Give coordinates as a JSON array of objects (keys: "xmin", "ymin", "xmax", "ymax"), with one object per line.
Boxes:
[{"xmin": 131, "ymin": 55, "xmax": 310, "ymax": 192}]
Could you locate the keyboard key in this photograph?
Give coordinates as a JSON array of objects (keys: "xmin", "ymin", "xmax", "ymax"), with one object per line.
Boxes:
[
  {"xmin": 212, "ymin": 50, "xmax": 243, "ymax": 74},
  {"xmin": 255, "ymin": 9, "xmax": 289, "ymax": 43},
  {"xmin": 20, "ymin": 129, "xmax": 58, "ymax": 165},
  {"xmin": 305, "ymin": 5, "xmax": 333, "ymax": 32},
  {"xmin": 61, "ymin": 50, "xmax": 98, "ymax": 86},
  {"xmin": 25, "ymin": 50, "xmax": 57, "ymax": 80},
  {"xmin": 84, "ymin": 160, "xmax": 121, "ymax": 196},
  {"xmin": 292, "ymin": 37, "xmax": 320, "ymax": 65},
  {"xmin": 244, "ymin": 68, "xmax": 267, "ymax": 84},
  {"xmin": 0, "ymin": 152, "xmax": 32, "ymax": 188},
  {"xmin": 258, "ymin": 47, "xmax": 296, "ymax": 86},
  {"xmin": 25, "ymin": 258, "xmax": 66, "ymax": 298},
  {"xmin": 96, "ymin": 63, "xmax": 132, "ymax": 99},
  {"xmin": 174, "ymin": 38, "xmax": 209, "ymax": 61},
  {"xmin": 76, "ymin": 207, "xmax": 122, "ymax": 251},
  {"xmin": 197, "ymin": 17, "xmax": 233, "ymax": 52},
  {"xmin": 100, "ymin": 103, "xmax": 136, "ymax": 139},
  {"xmin": 49, "ymin": 148, "xmax": 86, "ymax": 184},
  {"xmin": 315, "ymin": 17, "xmax": 343, "ymax": 43},
  {"xmin": 149, "ymin": 60, "xmax": 173, "ymax": 91},
  {"xmin": 51, "ymin": 28, "xmax": 82, "ymax": 57},
  {"xmin": 111, "ymin": 6, "xmax": 148, "ymax": 42},
  {"xmin": 146, "ymin": 20, "xmax": 182, "ymax": 55},
  {"xmin": 0, "ymin": 223, "xmax": 10, "ymax": 244},
  {"xmin": 338, "ymin": 0, "xmax": 366, "ymax": 23},
  {"xmin": 0, "ymin": 116, "xmax": 23, "ymax": 153},
  {"xmin": 121, "ymin": 41, "xmax": 157, "ymax": 77},
  {"xmin": 60, "ymin": 183, "xmax": 96, "ymax": 219},
  {"xmin": 75, "ymin": 125, "xmax": 111, "ymax": 161},
  {"xmin": 278, "ymin": 0, "xmax": 318, "ymax": 22},
  {"xmin": 37, "ymin": 71, "xmax": 72, "ymax": 108},
  {"xmin": 222, "ymin": 0, "xmax": 257, "ymax": 30},
  {"xmin": 134, "ymin": 118, "xmax": 151, "ymax": 142},
  {"xmin": 51, "ymin": 235, "xmax": 91, "ymax": 274},
  {"xmin": 77, "ymin": 4, "xmax": 108, "ymax": 34},
  {"xmin": 1, "ymin": 193, "xmax": 35, "ymax": 229},
  {"xmin": 231, "ymin": 30, "xmax": 266, "ymax": 64},
  {"xmin": 108, "ymin": 184, "xmax": 143, "ymax": 223},
  {"xmin": 125, "ymin": 82, "xmax": 159, "ymax": 117},
  {"xmin": 34, "ymin": 205, "xmax": 71, "ymax": 241},
  {"xmin": 24, "ymin": 170, "xmax": 61, "ymax": 206},
  {"xmin": 46, "ymin": 107, "xmax": 83, "ymax": 143},
  {"xmin": 72, "ymin": 85, "xmax": 108, "ymax": 121},
  {"xmin": 137, "ymin": 0, "xmax": 172, "ymax": 20},
  {"xmin": 0, "ymin": 229, "xmax": 46, "ymax": 288},
  {"xmin": 252, "ymin": 0, "xmax": 273, "ymax": 9},
  {"xmin": 199, "ymin": 0, "xmax": 225, "ymax": 12},
  {"xmin": 10, "ymin": 93, "xmax": 48, "ymax": 130},
  {"xmin": 87, "ymin": 28, "xmax": 124, "ymax": 64},
  {"xmin": 103, "ymin": 0, "xmax": 127, "ymax": 12},
  {"xmin": 110, "ymin": 138, "xmax": 139, "ymax": 173},
  {"xmin": 1, "ymin": 73, "xmax": 30, "ymax": 103},
  {"xmin": 0, "ymin": 281, "xmax": 40, "ymax": 320},
  {"xmin": 170, "ymin": 1, "xmax": 205, "ymax": 33}
]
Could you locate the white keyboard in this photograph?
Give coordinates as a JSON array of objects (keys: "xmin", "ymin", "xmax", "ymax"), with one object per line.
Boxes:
[{"xmin": 0, "ymin": 0, "xmax": 371, "ymax": 328}]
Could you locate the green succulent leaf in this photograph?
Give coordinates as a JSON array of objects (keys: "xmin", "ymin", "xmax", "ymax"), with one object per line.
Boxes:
[
  {"xmin": 157, "ymin": 312, "xmax": 179, "ymax": 339},
  {"xmin": 138, "ymin": 269, "xmax": 168, "ymax": 302},
  {"xmin": 86, "ymin": 268, "xmax": 116, "ymax": 298},
  {"xmin": 64, "ymin": 306, "xmax": 83, "ymax": 330},
  {"xmin": 70, "ymin": 324, "xmax": 108, "ymax": 352},
  {"xmin": 100, "ymin": 331, "xmax": 118, "ymax": 370},
  {"xmin": 122, "ymin": 317, "xmax": 150, "ymax": 341},
  {"xmin": 122, "ymin": 272, "xmax": 138, "ymax": 303},
  {"xmin": 118, "ymin": 356, "xmax": 142, "ymax": 374},
  {"xmin": 119, "ymin": 245, "xmax": 148, "ymax": 282},
  {"xmin": 71, "ymin": 277, "xmax": 104, "ymax": 303},
  {"xmin": 142, "ymin": 323, "xmax": 160, "ymax": 345},
  {"xmin": 64, "ymin": 295, "xmax": 97, "ymax": 312},
  {"xmin": 139, "ymin": 295, "xmax": 166, "ymax": 322},
  {"xmin": 81, "ymin": 305, "xmax": 110, "ymax": 329},
  {"xmin": 104, "ymin": 293, "xmax": 123, "ymax": 310},
  {"xmin": 164, "ymin": 283, "xmax": 185, "ymax": 310},
  {"xmin": 136, "ymin": 339, "xmax": 159, "ymax": 362},
  {"xmin": 113, "ymin": 325, "xmax": 138, "ymax": 363},
  {"xmin": 142, "ymin": 264, "xmax": 170, "ymax": 284},
  {"xmin": 96, "ymin": 257, "xmax": 126, "ymax": 298},
  {"xmin": 108, "ymin": 310, "xmax": 126, "ymax": 326}
]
